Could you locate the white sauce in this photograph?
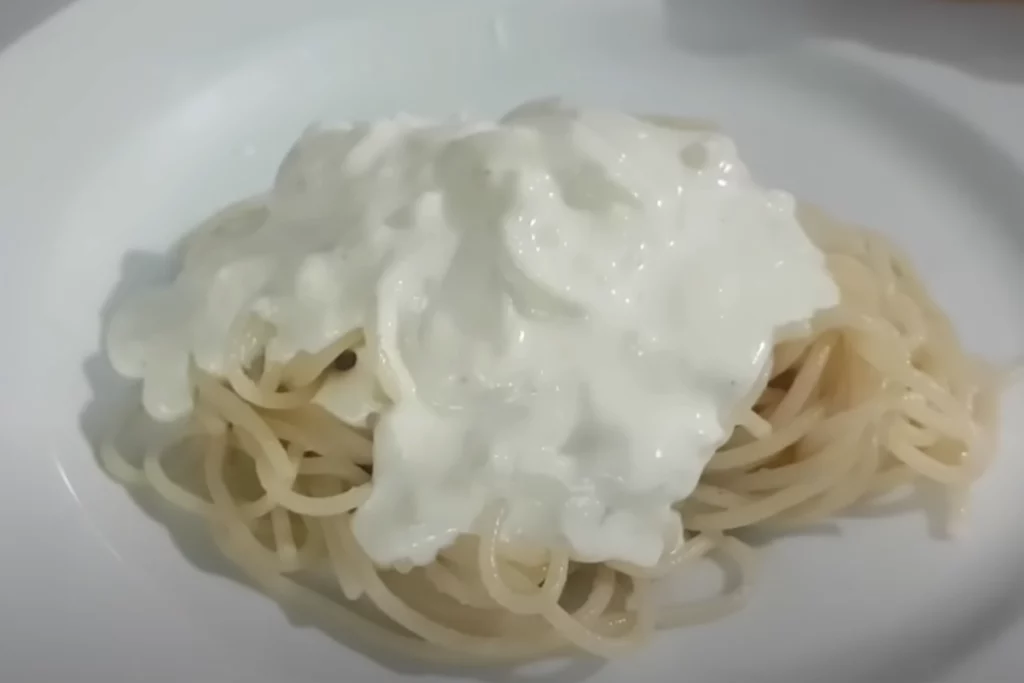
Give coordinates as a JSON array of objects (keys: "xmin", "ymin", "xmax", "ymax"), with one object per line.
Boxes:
[{"xmin": 107, "ymin": 100, "xmax": 838, "ymax": 567}]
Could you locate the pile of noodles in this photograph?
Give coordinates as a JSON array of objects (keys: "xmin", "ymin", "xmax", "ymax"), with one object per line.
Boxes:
[{"xmin": 102, "ymin": 203, "xmax": 1000, "ymax": 662}]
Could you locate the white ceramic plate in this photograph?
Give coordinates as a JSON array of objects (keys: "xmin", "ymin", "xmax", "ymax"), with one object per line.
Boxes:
[{"xmin": 3, "ymin": 0, "xmax": 1024, "ymax": 681}]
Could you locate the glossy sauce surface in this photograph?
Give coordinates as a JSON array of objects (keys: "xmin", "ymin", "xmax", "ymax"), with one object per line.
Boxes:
[{"xmin": 107, "ymin": 101, "xmax": 837, "ymax": 566}]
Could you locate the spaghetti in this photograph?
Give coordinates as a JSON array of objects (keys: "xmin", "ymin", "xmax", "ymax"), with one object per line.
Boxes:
[{"xmin": 101, "ymin": 204, "xmax": 999, "ymax": 662}]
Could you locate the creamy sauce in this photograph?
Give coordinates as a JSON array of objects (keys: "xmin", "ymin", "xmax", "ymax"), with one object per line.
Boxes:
[{"xmin": 107, "ymin": 100, "xmax": 838, "ymax": 567}]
